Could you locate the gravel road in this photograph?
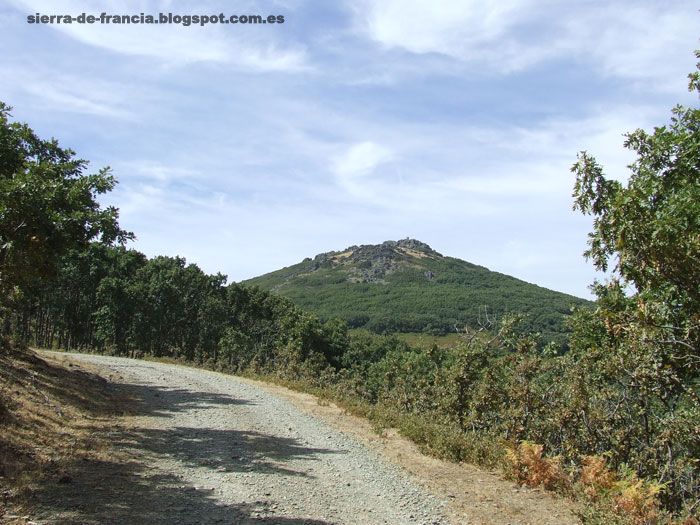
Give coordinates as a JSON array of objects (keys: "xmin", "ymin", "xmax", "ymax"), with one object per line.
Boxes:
[{"xmin": 46, "ymin": 354, "xmax": 453, "ymax": 525}]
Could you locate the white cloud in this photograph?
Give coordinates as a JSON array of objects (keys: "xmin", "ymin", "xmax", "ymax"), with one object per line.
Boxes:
[
  {"xmin": 563, "ymin": 4, "xmax": 698, "ymax": 92},
  {"xmin": 304, "ymin": 100, "xmax": 664, "ymax": 229},
  {"xmin": 349, "ymin": 0, "xmax": 548, "ymax": 70},
  {"xmin": 118, "ymin": 161, "xmax": 201, "ymax": 182},
  {"xmin": 332, "ymin": 140, "xmax": 395, "ymax": 197},
  {"xmin": 357, "ymin": 1, "xmax": 526, "ymax": 57},
  {"xmin": 350, "ymin": 0, "xmax": 698, "ymax": 88},
  {"xmin": 24, "ymin": 82, "xmax": 128, "ymax": 118}
]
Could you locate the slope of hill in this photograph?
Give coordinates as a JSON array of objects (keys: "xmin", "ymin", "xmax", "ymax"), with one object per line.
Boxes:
[
  {"xmin": 244, "ymin": 239, "xmax": 590, "ymax": 344},
  {"xmin": 0, "ymin": 347, "xmax": 131, "ymax": 521}
]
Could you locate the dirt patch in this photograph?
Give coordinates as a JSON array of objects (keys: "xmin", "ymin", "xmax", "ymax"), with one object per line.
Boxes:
[{"xmin": 396, "ymin": 247, "xmax": 434, "ymax": 259}]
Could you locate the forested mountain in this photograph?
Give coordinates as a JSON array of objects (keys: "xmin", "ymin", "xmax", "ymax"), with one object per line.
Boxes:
[{"xmin": 245, "ymin": 239, "xmax": 589, "ymax": 343}]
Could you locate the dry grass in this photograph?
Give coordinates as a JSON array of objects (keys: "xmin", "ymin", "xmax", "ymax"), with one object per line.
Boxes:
[
  {"xmin": 580, "ymin": 455, "xmax": 617, "ymax": 500},
  {"xmin": 504, "ymin": 445, "xmax": 674, "ymax": 525},
  {"xmin": 396, "ymin": 247, "xmax": 435, "ymax": 259},
  {"xmin": 504, "ymin": 441, "xmax": 570, "ymax": 491},
  {"xmin": 0, "ymin": 346, "xmax": 131, "ymax": 523}
]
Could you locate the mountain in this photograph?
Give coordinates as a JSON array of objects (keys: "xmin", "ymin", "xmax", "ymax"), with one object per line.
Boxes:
[{"xmin": 244, "ymin": 239, "xmax": 590, "ymax": 344}]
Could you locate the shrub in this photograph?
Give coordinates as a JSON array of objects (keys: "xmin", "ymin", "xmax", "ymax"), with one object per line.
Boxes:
[{"xmin": 612, "ymin": 469, "xmax": 663, "ymax": 525}]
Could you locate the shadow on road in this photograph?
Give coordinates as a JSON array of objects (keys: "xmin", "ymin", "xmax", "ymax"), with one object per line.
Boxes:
[
  {"xmin": 28, "ymin": 375, "xmax": 341, "ymax": 524},
  {"xmin": 29, "ymin": 455, "xmax": 336, "ymax": 524},
  {"xmin": 125, "ymin": 426, "xmax": 336, "ymax": 478},
  {"xmin": 123, "ymin": 381, "xmax": 253, "ymax": 417}
]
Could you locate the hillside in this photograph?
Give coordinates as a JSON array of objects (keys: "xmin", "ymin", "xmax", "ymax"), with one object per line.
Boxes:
[
  {"xmin": 244, "ymin": 239, "xmax": 590, "ymax": 343},
  {"xmin": 0, "ymin": 347, "xmax": 131, "ymax": 522}
]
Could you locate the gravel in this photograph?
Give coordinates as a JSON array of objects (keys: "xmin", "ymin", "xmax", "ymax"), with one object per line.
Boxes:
[{"xmin": 60, "ymin": 353, "xmax": 453, "ymax": 525}]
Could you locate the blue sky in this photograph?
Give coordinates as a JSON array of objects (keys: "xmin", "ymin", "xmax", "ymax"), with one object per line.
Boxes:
[{"xmin": 1, "ymin": 1, "xmax": 697, "ymax": 298}]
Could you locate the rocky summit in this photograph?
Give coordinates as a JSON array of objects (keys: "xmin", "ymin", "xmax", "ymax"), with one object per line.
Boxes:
[{"xmin": 303, "ymin": 239, "xmax": 442, "ymax": 284}]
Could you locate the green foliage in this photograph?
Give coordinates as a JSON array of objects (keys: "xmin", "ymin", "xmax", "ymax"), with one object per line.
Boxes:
[
  {"xmin": 572, "ymin": 110, "xmax": 700, "ymax": 315},
  {"xmin": 0, "ymin": 102, "xmax": 130, "ymax": 308},
  {"xmin": 564, "ymin": 58, "xmax": 700, "ymax": 513}
]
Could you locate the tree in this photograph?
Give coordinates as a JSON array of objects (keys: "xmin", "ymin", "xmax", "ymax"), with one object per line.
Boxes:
[
  {"xmin": 571, "ymin": 52, "xmax": 699, "ymax": 372},
  {"xmin": 568, "ymin": 52, "xmax": 700, "ymax": 510},
  {"xmin": 0, "ymin": 102, "xmax": 131, "ymax": 320}
]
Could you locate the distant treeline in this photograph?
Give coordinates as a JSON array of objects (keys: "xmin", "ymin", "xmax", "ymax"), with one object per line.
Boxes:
[{"xmin": 13, "ymin": 244, "xmax": 345, "ymax": 370}]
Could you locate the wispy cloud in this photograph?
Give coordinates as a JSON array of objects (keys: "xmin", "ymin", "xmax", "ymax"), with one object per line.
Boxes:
[
  {"xmin": 118, "ymin": 161, "xmax": 202, "ymax": 182},
  {"xmin": 331, "ymin": 141, "xmax": 395, "ymax": 199},
  {"xmin": 349, "ymin": 0, "xmax": 698, "ymax": 89},
  {"xmin": 354, "ymin": 0, "xmax": 526, "ymax": 57},
  {"xmin": 0, "ymin": 63, "xmax": 137, "ymax": 119}
]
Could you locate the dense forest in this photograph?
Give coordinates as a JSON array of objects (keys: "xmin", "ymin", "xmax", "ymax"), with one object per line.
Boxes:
[
  {"xmin": 12, "ymin": 243, "xmax": 348, "ymax": 372},
  {"xmin": 245, "ymin": 238, "xmax": 590, "ymax": 345},
  {"xmin": 1, "ymin": 55, "xmax": 699, "ymax": 523}
]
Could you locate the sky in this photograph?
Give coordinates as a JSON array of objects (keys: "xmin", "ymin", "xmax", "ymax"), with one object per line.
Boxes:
[{"xmin": 1, "ymin": 0, "xmax": 697, "ymax": 298}]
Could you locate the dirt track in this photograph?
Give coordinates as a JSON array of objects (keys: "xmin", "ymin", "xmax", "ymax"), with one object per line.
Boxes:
[{"xmin": 30, "ymin": 353, "xmax": 578, "ymax": 525}]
